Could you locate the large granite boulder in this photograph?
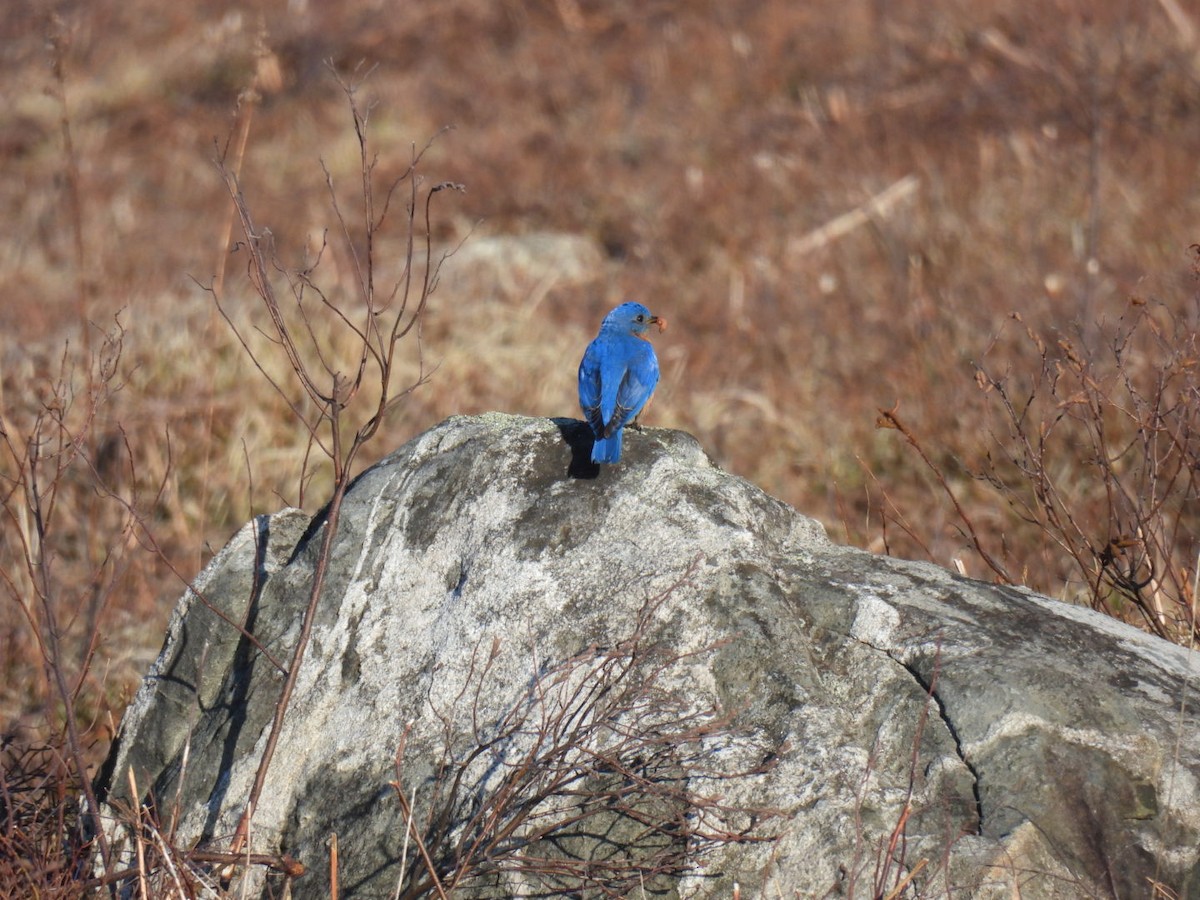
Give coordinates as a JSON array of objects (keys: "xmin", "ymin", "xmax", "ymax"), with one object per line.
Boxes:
[{"xmin": 97, "ymin": 413, "xmax": 1200, "ymax": 898}]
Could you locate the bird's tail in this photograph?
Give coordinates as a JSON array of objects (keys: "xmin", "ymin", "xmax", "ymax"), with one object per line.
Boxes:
[{"xmin": 591, "ymin": 428, "xmax": 623, "ymax": 464}]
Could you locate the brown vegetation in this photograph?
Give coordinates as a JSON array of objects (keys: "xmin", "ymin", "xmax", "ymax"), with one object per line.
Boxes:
[{"xmin": 2, "ymin": 0, "xmax": 1200, "ymax": 894}]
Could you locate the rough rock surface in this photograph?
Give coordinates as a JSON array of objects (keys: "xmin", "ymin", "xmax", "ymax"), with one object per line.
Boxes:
[{"xmin": 99, "ymin": 413, "xmax": 1200, "ymax": 898}]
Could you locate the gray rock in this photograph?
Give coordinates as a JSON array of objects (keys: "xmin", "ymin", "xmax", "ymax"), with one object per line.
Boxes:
[{"xmin": 98, "ymin": 413, "xmax": 1200, "ymax": 898}]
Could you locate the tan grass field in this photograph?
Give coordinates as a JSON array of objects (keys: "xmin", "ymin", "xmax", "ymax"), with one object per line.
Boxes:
[{"xmin": 3, "ymin": 0, "xmax": 1200, "ymax": 761}]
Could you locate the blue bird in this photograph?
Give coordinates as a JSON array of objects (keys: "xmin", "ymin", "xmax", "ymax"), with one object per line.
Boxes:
[{"xmin": 578, "ymin": 301, "xmax": 666, "ymax": 464}]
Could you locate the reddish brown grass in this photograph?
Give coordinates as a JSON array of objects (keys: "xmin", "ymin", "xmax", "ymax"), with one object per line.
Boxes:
[{"xmin": 2, "ymin": 0, "xmax": 1200, "ymax": 891}]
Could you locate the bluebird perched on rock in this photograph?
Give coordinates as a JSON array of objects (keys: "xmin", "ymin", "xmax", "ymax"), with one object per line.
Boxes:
[{"xmin": 578, "ymin": 301, "xmax": 666, "ymax": 464}]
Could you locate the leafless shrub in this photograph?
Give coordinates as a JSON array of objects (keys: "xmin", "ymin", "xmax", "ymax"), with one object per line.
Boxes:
[
  {"xmin": 81, "ymin": 779, "xmax": 303, "ymax": 899},
  {"xmin": 389, "ymin": 569, "xmax": 782, "ymax": 899},
  {"xmin": 0, "ymin": 315, "xmax": 201, "ymax": 896},
  {"xmin": 882, "ymin": 290, "xmax": 1200, "ymax": 643},
  {"xmin": 202, "ymin": 64, "xmax": 463, "ymax": 867},
  {"xmin": 0, "ymin": 741, "xmax": 90, "ymax": 896},
  {"xmin": 0, "ymin": 24, "xmax": 189, "ymax": 892},
  {"xmin": 0, "ymin": 319, "xmax": 138, "ymax": 878}
]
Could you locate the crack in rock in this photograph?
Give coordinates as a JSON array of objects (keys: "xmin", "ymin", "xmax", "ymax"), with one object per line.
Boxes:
[{"xmin": 887, "ymin": 648, "xmax": 984, "ymax": 835}]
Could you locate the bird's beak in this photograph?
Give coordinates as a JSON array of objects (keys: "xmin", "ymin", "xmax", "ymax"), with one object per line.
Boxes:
[{"xmin": 650, "ymin": 315, "xmax": 667, "ymax": 333}]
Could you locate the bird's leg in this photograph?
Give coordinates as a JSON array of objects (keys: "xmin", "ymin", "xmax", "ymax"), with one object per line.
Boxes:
[{"xmin": 630, "ymin": 394, "xmax": 654, "ymax": 431}]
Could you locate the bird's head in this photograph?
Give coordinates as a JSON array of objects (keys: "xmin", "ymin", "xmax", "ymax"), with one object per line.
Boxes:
[{"xmin": 602, "ymin": 301, "xmax": 667, "ymax": 337}]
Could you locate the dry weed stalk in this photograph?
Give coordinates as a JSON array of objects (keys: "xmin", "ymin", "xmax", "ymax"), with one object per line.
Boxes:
[
  {"xmin": 46, "ymin": 13, "xmax": 91, "ymax": 348},
  {"xmin": 388, "ymin": 569, "xmax": 781, "ymax": 898},
  {"xmin": 205, "ymin": 66, "xmax": 462, "ymax": 869}
]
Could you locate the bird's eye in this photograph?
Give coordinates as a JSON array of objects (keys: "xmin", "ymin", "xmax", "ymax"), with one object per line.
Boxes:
[{"xmin": 635, "ymin": 314, "xmax": 644, "ymax": 322}]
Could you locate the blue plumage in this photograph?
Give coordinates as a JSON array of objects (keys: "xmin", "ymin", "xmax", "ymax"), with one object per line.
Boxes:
[{"xmin": 578, "ymin": 302, "xmax": 664, "ymax": 464}]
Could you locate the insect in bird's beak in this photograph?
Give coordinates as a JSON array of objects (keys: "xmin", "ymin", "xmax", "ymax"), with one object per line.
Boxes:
[{"xmin": 650, "ymin": 316, "xmax": 667, "ymax": 333}]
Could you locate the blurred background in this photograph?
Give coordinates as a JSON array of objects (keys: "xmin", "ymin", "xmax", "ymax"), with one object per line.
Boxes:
[{"xmin": 3, "ymin": 0, "xmax": 1200, "ymax": 738}]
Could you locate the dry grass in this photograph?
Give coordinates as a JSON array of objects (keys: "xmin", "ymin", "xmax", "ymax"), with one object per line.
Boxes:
[{"xmin": 2, "ymin": 0, "xmax": 1200, "ymax": 891}]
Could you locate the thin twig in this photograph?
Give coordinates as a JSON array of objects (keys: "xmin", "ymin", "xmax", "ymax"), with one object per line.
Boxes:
[{"xmin": 877, "ymin": 405, "xmax": 1012, "ymax": 582}]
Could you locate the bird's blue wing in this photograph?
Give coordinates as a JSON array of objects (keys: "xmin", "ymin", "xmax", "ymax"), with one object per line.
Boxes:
[
  {"xmin": 603, "ymin": 339, "xmax": 659, "ymax": 437},
  {"xmin": 578, "ymin": 338, "xmax": 605, "ymax": 436}
]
